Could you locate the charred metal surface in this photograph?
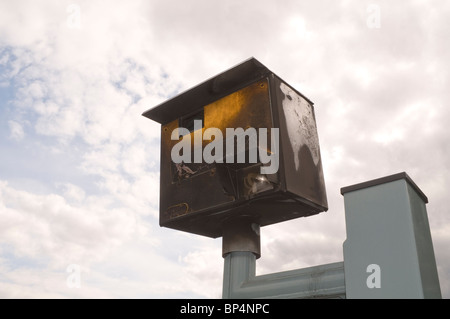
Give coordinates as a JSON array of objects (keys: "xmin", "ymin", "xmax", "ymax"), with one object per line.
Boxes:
[
  {"xmin": 172, "ymin": 162, "xmax": 213, "ymax": 183},
  {"xmin": 143, "ymin": 58, "xmax": 328, "ymax": 238},
  {"xmin": 143, "ymin": 58, "xmax": 271, "ymax": 125},
  {"xmin": 273, "ymin": 77, "xmax": 328, "ymax": 210}
]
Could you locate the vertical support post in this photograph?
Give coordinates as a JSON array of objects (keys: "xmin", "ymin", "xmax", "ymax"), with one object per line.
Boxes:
[
  {"xmin": 223, "ymin": 252, "xmax": 256, "ymax": 299},
  {"xmin": 222, "ymin": 219, "xmax": 261, "ymax": 259},
  {"xmin": 222, "ymin": 218, "xmax": 259, "ymax": 299},
  {"xmin": 341, "ymin": 172, "xmax": 441, "ymax": 299}
]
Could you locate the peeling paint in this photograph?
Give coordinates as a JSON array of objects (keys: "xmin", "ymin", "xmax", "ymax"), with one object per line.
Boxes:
[{"xmin": 280, "ymin": 83, "xmax": 320, "ymax": 169}]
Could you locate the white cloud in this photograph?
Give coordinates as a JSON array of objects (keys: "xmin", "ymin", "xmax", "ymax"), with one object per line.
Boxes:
[
  {"xmin": 178, "ymin": 245, "xmax": 223, "ymax": 298},
  {"xmin": 284, "ymin": 15, "xmax": 315, "ymax": 41},
  {"xmin": 8, "ymin": 120, "xmax": 25, "ymax": 141},
  {"xmin": 0, "ymin": 180, "xmax": 196, "ymax": 298},
  {"xmin": 0, "ymin": 0, "xmax": 449, "ymax": 299},
  {"xmin": 58, "ymin": 183, "xmax": 86, "ymax": 202},
  {"xmin": 0, "ymin": 181, "xmax": 133, "ymax": 265}
]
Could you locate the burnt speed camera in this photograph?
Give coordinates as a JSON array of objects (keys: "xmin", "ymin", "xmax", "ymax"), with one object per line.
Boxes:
[{"xmin": 142, "ymin": 58, "xmax": 328, "ymax": 238}]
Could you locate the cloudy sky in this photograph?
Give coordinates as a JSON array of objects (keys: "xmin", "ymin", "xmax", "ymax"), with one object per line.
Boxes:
[{"xmin": 0, "ymin": 0, "xmax": 449, "ymax": 298}]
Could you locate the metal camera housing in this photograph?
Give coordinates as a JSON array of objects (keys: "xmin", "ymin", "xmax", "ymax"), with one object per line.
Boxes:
[{"xmin": 142, "ymin": 58, "xmax": 328, "ymax": 238}]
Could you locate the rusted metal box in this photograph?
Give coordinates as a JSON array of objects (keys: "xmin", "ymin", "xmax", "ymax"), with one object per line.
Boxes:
[{"xmin": 142, "ymin": 58, "xmax": 328, "ymax": 238}]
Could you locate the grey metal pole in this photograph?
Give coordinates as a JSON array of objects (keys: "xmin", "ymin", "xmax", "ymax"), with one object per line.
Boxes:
[
  {"xmin": 222, "ymin": 219, "xmax": 261, "ymax": 258},
  {"xmin": 222, "ymin": 251, "xmax": 346, "ymax": 299},
  {"xmin": 222, "ymin": 218, "xmax": 260, "ymax": 299}
]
